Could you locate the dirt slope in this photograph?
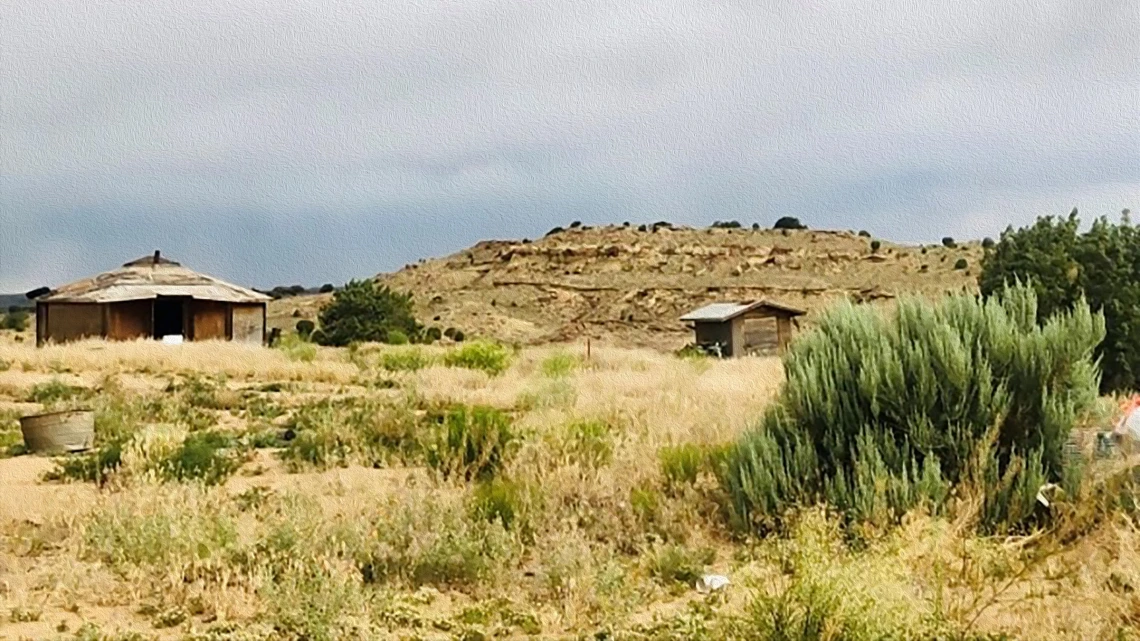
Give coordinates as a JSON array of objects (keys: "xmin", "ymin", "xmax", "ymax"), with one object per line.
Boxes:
[{"xmin": 270, "ymin": 225, "xmax": 984, "ymax": 349}]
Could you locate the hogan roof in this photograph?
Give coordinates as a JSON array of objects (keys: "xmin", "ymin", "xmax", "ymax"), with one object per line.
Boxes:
[
  {"xmin": 680, "ymin": 299, "xmax": 806, "ymax": 322},
  {"xmin": 37, "ymin": 254, "xmax": 272, "ymax": 304}
]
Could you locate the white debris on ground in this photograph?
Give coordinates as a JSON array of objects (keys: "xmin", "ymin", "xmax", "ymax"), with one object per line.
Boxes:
[{"xmin": 696, "ymin": 574, "xmax": 730, "ymax": 593}]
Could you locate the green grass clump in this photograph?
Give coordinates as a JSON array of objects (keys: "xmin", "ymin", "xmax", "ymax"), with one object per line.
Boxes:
[
  {"xmin": 540, "ymin": 351, "xmax": 580, "ymax": 378},
  {"xmin": 358, "ymin": 496, "xmax": 518, "ymax": 590},
  {"xmin": 277, "ymin": 397, "xmax": 422, "ymax": 471},
  {"xmin": 274, "ymin": 332, "xmax": 317, "ymax": 362},
  {"xmin": 155, "ymin": 430, "xmax": 246, "ymax": 485},
  {"xmin": 469, "ymin": 478, "xmax": 538, "ymax": 535},
  {"xmin": 46, "ymin": 440, "xmax": 125, "ymax": 485},
  {"xmin": 658, "ymin": 443, "xmax": 707, "ymax": 491},
  {"xmin": 423, "ymin": 405, "xmax": 516, "ymax": 482},
  {"xmin": 27, "ymin": 379, "xmax": 89, "ymax": 407},
  {"xmin": 561, "ymin": 419, "xmax": 614, "ymax": 468},
  {"xmin": 443, "ymin": 341, "xmax": 511, "ymax": 376},
  {"xmin": 377, "ymin": 347, "xmax": 433, "ymax": 372},
  {"xmin": 647, "ymin": 543, "xmax": 715, "ymax": 586}
]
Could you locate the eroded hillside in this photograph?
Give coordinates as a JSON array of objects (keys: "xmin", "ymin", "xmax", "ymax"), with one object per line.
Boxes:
[{"xmin": 271, "ymin": 225, "xmax": 984, "ymax": 348}]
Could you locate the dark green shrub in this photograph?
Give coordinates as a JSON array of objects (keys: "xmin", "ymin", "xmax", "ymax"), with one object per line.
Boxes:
[
  {"xmin": 942, "ymin": 236, "xmax": 957, "ymax": 248},
  {"xmin": 27, "ymin": 379, "xmax": 88, "ymax": 406},
  {"xmin": 469, "ymin": 478, "xmax": 536, "ymax": 534},
  {"xmin": 294, "ymin": 320, "xmax": 315, "ymax": 339},
  {"xmin": 774, "ymin": 217, "xmax": 807, "ymax": 230},
  {"xmin": 647, "ymin": 543, "xmax": 715, "ymax": 586},
  {"xmin": 720, "ymin": 283, "xmax": 1103, "ymax": 535},
  {"xmin": 870, "ymin": 240, "xmax": 882, "ymax": 253},
  {"xmin": 858, "ymin": 230, "xmax": 871, "ymax": 238},
  {"xmin": 314, "ymin": 279, "xmax": 422, "ymax": 347},
  {"xmin": 982, "ymin": 237, "xmax": 996, "ymax": 249},
  {"xmin": 423, "ymin": 405, "xmax": 516, "ymax": 482},
  {"xmin": 546, "ymin": 226, "xmax": 564, "ymax": 236},
  {"xmin": 424, "ymin": 326, "xmax": 443, "ymax": 343},
  {"xmin": 443, "ymin": 341, "xmax": 510, "ymax": 375},
  {"xmin": 752, "ymin": 222, "xmax": 760, "ymax": 230},
  {"xmin": 637, "ymin": 224, "xmax": 648, "ymax": 232},
  {"xmin": 157, "ymin": 431, "xmax": 244, "ymax": 485},
  {"xmin": 980, "ymin": 211, "xmax": 1140, "ymax": 394},
  {"xmin": 569, "ymin": 220, "xmax": 582, "ymax": 228},
  {"xmin": 711, "ymin": 220, "xmax": 742, "ymax": 229},
  {"xmin": 452, "ymin": 330, "xmax": 466, "ymax": 342},
  {"xmin": 385, "ymin": 329, "xmax": 409, "ymax": 345},
  {"xmin": 319, "ymin": 283, "xmax": 335, "ymax": 293},
  {"xmin": 49, "ymin": 443, "xmax": 124, "ymax": 484},
  {"xmin": 562, "ymin": 419, "xmax": 614, "ymax": 468},
  {"xmin": 954, "ymin": 258, "xmax": 969, "ymax": 270}
]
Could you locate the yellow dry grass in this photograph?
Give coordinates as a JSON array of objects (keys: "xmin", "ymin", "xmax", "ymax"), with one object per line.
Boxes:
[{"xmin": 0, "ymin": 338, "xmax": 1137, "ymax": 641}]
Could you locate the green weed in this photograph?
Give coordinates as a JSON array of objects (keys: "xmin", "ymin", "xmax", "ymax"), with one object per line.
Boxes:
[
  {"xmin": 540, "ymin": 351, "xmax": 580, "ymax": 378},
  {"xmin": 443, "ymin": 341, "xmax": 512, "ymax": 376},
  {"xmin": 422, "ymin": 405, "xmax": 516, "ymax": 482},
  {"xmin": 377, "ymin": 347, "xmax": 433, "ymax": 372}
]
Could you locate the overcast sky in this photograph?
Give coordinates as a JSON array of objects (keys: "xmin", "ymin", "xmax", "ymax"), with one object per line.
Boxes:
[{"xmin": 2, "ymin": 1, "xmax": 1138, "ymax": 292}]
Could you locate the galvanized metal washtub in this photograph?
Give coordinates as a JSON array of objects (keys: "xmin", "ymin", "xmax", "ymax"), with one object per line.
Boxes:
[{"xmin": 19, "ymin": 409, "xmax": 95, "ymax": 454}]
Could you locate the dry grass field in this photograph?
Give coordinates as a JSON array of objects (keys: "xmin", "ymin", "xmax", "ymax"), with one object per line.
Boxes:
[{"xmin": 0, "ymin": 326, "xmax": 1138, "ymax": 641}]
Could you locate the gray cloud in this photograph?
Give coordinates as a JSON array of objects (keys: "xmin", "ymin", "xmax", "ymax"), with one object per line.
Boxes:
[{"xmin": 2, "ymin": 0, "xmax": 1138, "ymax": 291}]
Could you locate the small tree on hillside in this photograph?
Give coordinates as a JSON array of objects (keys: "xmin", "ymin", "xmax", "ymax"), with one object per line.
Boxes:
[
  {"xmin": 773, "ymin": 216, "xmax": 807, "ymax": 230},
  {"xmin": 319, "ymin": 283, "xmax": 335, "ymax": 294},
  {"xmin": 314, "ymin": 280, "xmax": 423, "ymax": 347}
]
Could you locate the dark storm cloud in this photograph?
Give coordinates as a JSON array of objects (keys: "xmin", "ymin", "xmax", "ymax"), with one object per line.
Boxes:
[{"xmin": 2, "ymin": 0, "xmax": 1137, "ymax": 290}]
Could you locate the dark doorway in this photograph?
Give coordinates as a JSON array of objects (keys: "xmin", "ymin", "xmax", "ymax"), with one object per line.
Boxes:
[{"xmin": 153, "ymin": 297, "xmax": 185, "ymax": 338}]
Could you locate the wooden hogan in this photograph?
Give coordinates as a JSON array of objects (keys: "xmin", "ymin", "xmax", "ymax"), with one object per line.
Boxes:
[
  {"xmin": 680, "ymin": 299, "xmax": 806, "ymax": 357},
  {"xmin": 28, "ymin": 251, "xmax": 271, "ymax": 346}
]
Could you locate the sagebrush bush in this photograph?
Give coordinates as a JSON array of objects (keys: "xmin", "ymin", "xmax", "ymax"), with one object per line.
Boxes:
[
  {"xmin": 443, "ymin": 341, "xmax": 511, "ymax": 376},
  {"xmin": 721, "ymin": 283, "xmax": 1104, "ymax": 535}
]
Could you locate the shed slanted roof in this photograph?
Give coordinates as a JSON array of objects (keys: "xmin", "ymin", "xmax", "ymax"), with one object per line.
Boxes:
[
  {"xmin": 680, "ymin": 299, "xmax": 806, "ymax": 322},
  {"xmin": 38, "ymin": 254, "xmax": 271, "ymax": 304}
]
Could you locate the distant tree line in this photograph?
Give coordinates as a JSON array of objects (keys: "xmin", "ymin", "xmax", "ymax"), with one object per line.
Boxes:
[{"xmin": 257, "ymin": 283, "xmax": 337, "ymax": 299}]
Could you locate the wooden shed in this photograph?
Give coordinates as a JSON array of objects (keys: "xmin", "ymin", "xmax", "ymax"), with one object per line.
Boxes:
[
  {"xmin": 31, "ymin": 251, "xmax": 271, "ymax": 346},
  {"xmin": 680, "ymin": 300, "xmax": 806, "ymax": 357}
]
